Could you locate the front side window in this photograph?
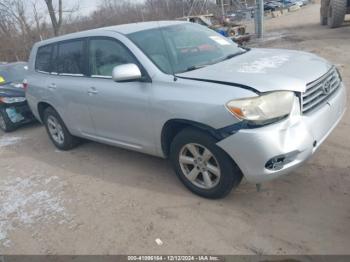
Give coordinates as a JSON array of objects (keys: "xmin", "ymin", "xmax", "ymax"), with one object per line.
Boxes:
[
  {"xmin": 89, "ymin": 38, "xmax": 137, "ymax": 77},
  {"xmin": 35, "ymin": 45, "xmax": 53, "ymax": 73},
  {"xmin": 57, "ymin": 40, "xmax": 85, "ymax": 75},
  {"xmin": 128, "ymin": 23, "xmax": 244, "ymax": 74}
]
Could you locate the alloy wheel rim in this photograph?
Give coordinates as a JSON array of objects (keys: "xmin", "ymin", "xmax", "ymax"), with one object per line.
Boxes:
[
  {"xmin": 179, "ymin": 143, "xmax": 221, "ymax": 189},
  {"xmin": 47, "ymin": 116, "xmax": 64, "ymax": 145}
]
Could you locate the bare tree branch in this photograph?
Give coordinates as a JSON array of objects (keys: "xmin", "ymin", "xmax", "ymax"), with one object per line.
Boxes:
[{"xmin": 44, "ymin": 0, "xmax": 63, "ymax": 36}]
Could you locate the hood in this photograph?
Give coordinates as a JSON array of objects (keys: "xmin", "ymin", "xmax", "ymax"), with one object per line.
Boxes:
[
  {"xmin": 177, "ymin": 48, "xmax": 333, "ymax": 93},
  {"xmin": 0, "ymin": 84, "xmax": 25, "ymax": 98}
]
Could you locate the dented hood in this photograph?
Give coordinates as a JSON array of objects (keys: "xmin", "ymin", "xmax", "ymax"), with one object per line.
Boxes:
[{"xmin": 177, "ymin": 48, "xmax": 333, "ymax": 93}]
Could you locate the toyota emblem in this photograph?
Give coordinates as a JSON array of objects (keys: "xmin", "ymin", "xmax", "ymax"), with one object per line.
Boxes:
[{"xmin": 322, "ymin": 80, "xmax": 332, "ymax": 95}]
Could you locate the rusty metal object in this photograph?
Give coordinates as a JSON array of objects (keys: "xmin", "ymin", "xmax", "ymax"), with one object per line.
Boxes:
[{"xmin": 177, "ymin": 14, "xmax": 250, "ymax": 45}]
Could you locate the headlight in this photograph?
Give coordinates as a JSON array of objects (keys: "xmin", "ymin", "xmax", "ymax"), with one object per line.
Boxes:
[
  {"xmin": 0, "ymin": 97, "xmax": 26, "ymax": 104},
  {"xmin": 226, "ymin": 91, "xmax": 295, "ymax": 125}
]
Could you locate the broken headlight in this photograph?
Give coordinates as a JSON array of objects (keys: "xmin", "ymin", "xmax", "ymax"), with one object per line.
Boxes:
[
  {"xmin": 226, "ymin": 91, "xmax": 295, "ymax": 125},
  {"xmin": 0, "ymin": 97, "xmax": 26, "ymax": 104}
]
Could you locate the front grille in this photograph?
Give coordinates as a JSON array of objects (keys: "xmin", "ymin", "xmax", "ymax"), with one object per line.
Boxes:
[{"xmin": 302, "ymin": 67, "xmax": 341, "ymax": 114}]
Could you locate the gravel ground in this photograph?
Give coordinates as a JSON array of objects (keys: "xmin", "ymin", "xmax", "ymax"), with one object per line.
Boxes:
[{"xmin": 0, "ymin": 3, "xmax": 349, "ymax": 255}]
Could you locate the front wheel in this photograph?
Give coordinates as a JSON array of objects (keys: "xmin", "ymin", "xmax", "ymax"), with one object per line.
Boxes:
[{"xmin": 170, "ymin": 128, "xmax": 243, "ymax": 199}]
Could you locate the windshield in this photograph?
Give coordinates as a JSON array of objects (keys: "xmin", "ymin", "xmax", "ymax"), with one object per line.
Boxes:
[{"xmin": 128, "ymin": 23, "xmax": 244, "ymax": 74}]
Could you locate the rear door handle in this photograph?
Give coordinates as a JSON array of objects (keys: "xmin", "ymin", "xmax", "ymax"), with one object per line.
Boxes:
[
  {"xmin": 87, "ymin": 87, "xmax": 98, "ymax": 95},
  {"xmin": 48, "ymin": 83, "xmax": 57, "ymax": 90}
]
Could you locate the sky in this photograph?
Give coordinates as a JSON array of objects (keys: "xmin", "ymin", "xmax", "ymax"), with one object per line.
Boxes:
[
  {"xmin": 30, "ymin": 0, "xmax": 146, "ymax": 16},
  {"xmin": 74, "ymin": 0, "xmax": 101, "ymax": 15}
]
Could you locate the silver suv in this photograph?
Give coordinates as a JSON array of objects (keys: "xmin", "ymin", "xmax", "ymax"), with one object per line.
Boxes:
[{"xmin": 26, "ymin": 21, "xmax": 347, "ymax": 198}]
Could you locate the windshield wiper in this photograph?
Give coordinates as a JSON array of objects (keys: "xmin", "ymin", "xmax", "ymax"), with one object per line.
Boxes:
[
  {"xmin": 181, "ymin": 49, "xmax": 249, "ymax": 73},
  {"xmin": 183, "ymin": 64, "xmax": 209, "ymax": 73}
]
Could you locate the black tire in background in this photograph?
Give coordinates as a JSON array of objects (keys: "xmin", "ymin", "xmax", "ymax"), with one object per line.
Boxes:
[
  {"xmin": 0, "ymin": 108, "xmax": 16, "ymax": 132},
  {"xmin": 327, "ymin": 0, "xmax": 347, "ymax": 28},
  {"xmin": 320, "ymin": 0, "xmax": 330, "ymax": 25},
  {"xmin": 43, "ymin": 107, "xmax": 79, "ymax": 150},
  {"xmin": 320, "ymin": 16, "xmax": 328, "ymax": 25},
  {"xmin": 170, "ymin": 128, "xmax": 243, "ymax": 199}
]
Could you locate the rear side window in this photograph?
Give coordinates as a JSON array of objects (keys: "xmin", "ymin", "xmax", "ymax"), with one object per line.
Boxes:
[
  {"xmin": 57, "ymin": 40, "xmax": 85, "ymax": 75},
  {"xmin": 35, "ymin": 45, "xmax": 53, "ymax": 73}
]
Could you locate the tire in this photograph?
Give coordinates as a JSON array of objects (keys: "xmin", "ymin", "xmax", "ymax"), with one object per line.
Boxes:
[
  {"xmin": 320, "ymin": 0, "xmax": 330, "ymax": 25},
  {"xmin": 327, "ymin": 0, "xmax": 346, "ymax": 28},
  {"xmin": 0, "ymin": 108, "xmax": 16, "ymax": 132},
  {"xmin": 320, "ymin": 16, "xmax": 328, "ymax": 25},
  {"xmin": 43, "ymin": 107, "xmax": 79, "ymax": 150},
  {"xmin": 170, "ymin": 128, "xmax": 243, "ymax": 199}
]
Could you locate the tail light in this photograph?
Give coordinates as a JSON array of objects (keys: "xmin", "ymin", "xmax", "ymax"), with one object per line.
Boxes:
[{"xmin": 23, "ymin": 79, "xmax": 28, "ymax": 91}]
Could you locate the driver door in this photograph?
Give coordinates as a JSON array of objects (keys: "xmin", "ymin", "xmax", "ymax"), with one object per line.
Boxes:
[{"xmin": 86, "ymin": 37, "xmax": 154, "ymax": 152}]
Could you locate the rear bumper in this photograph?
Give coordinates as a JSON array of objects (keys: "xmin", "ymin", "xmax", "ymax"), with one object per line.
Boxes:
[{"xmin": 217, "ymin": 84, "xmax": 347, "ymax": 183}]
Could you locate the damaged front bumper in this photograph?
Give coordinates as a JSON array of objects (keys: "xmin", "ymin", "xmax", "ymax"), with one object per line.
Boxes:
[{"xmin": 217, "ymin": 84, "xmax": 347, "ymax": 183}]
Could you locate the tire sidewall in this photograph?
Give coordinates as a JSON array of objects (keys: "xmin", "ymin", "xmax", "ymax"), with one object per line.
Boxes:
[
  {"xmin": 43, "ymin": 107, "xmax": 76, "ymax": 150},
  {"xmin": 327, "ymin": 0, "xmax": 346, "ymax": 28},
  {"xmin": 170, "ymin": 128, "xmax": 243, "ymax": 199}
]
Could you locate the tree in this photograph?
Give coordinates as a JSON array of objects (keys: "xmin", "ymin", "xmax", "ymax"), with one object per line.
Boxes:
[
  {"xmin": 44, "ymin": 0, "xmax": 63, "ymax": 36},
  {"xmin": 0, "ymin": 0, "xmax": 38, "ymax": 61}
]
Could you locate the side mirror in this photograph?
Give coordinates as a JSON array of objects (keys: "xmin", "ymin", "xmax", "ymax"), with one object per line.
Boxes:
[{"xmin": 112, "ymin": 63, "xmax": 142, "ymax": 82}]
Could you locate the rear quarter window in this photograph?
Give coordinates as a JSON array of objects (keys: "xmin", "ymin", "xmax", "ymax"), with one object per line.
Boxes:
[{"xmin": 35, "ymin": 45, "xmax": 53, "ymax": 73}]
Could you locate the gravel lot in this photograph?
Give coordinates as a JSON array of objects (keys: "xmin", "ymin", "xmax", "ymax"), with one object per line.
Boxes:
[{"xmin": 0, "ymin": 3, "xmax": 349, "ymax": 255}]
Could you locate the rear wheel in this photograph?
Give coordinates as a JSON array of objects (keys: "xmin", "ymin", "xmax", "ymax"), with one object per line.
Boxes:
[
  {"xmin": 327, "ymin": 0, "xmax": 346, "ymax": 28},
  {"xmin": 170, "ymin": 128, "xmax": 243, "ymax": 199},
  {"xmin": 0, "ymin": 108, "xmax": 16, "ymax": 132},
  {"xmin": 43, "ymin": 107, "xmax": 79, "ymax": 150}
]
